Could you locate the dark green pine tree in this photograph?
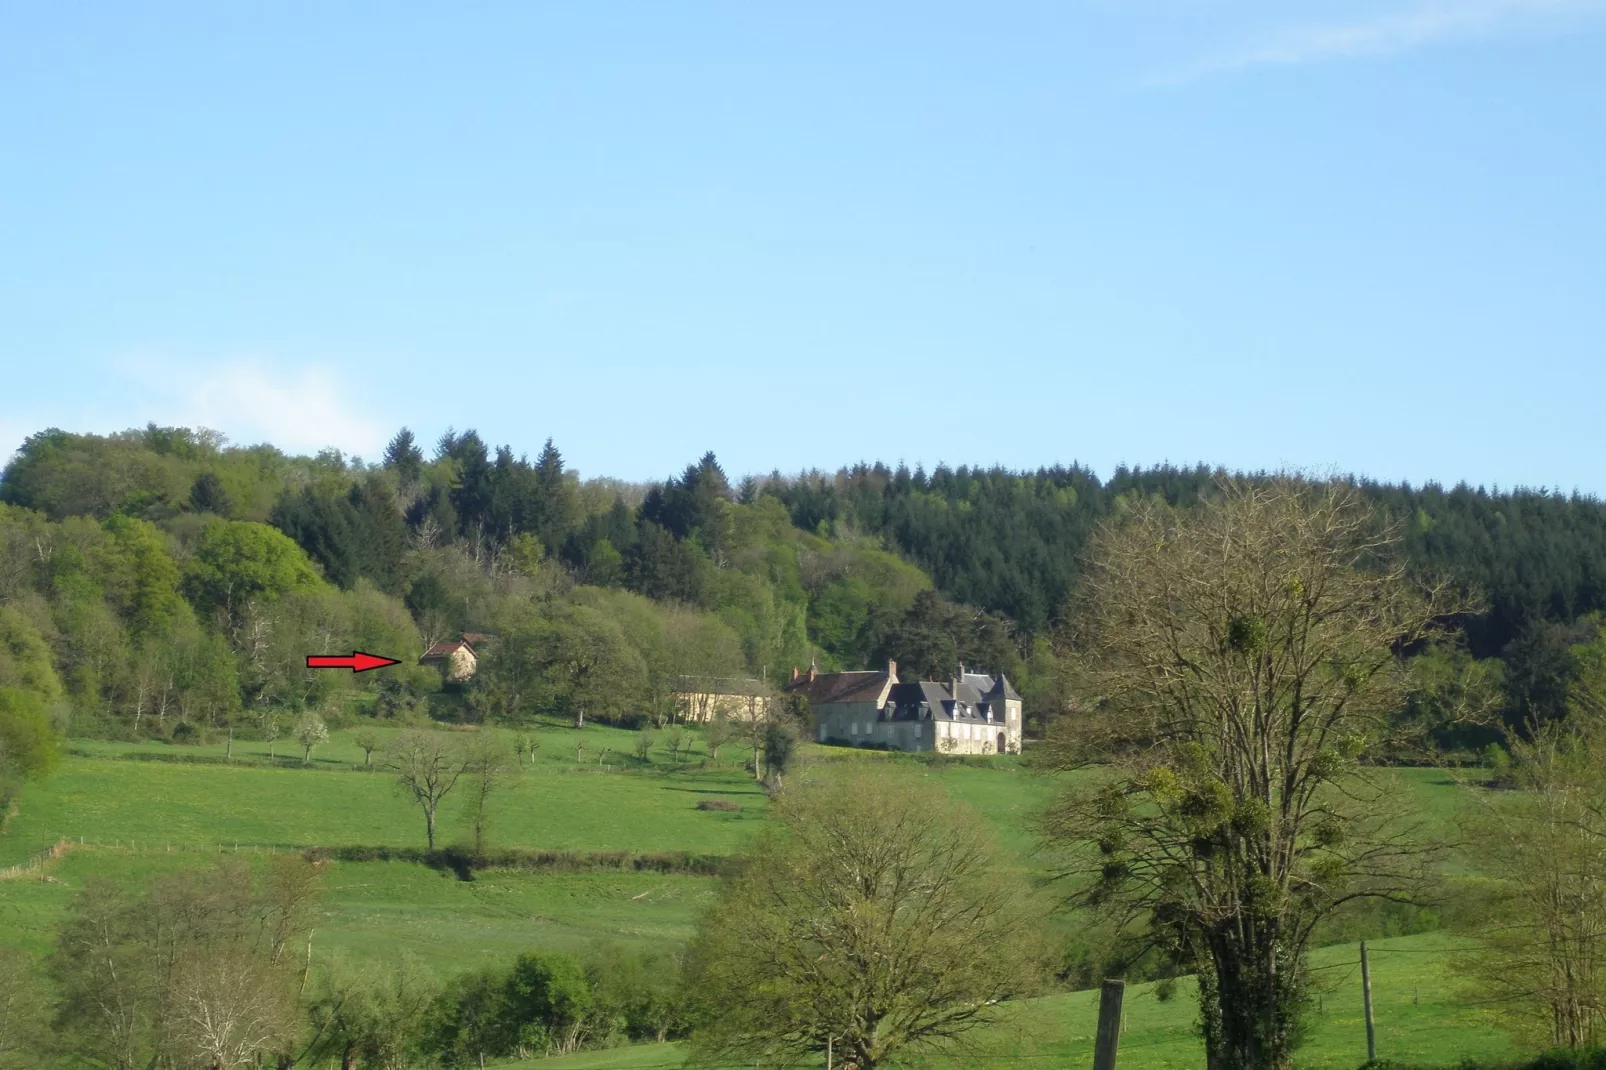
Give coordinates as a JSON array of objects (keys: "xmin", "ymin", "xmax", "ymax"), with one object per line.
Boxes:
[
  {"xmin": 529, "ymin": 438, "xmax": 577, "ymax": 555},
  {"xmin": 349, "ymin": 476, "xmax": 412, "ymax": 593},
  {"xmin": 188, "ymin": 471, "xmax": 232, "ymax": 516},
  {"xmin": 444, "ymin": 430, "xmax": 495, "ymax": 543},
  {"xmin": 383, "ymin": 427, "xmax": 425, "ymax": 485}
]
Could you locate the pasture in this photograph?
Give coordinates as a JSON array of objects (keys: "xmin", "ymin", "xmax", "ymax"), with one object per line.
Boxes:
[
  {"xmin": 0, "ymin": 722, "xmax": 1500, "ymax": 1067},
  {"xmin": 528, "ymin": 932, "xmax": 1512, "ymax": 1069}
]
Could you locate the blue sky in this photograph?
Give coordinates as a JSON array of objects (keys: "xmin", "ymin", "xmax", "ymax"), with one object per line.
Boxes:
[{"xmin": 2, "ymin": 1, "xmax": 1603, "ymax": 490}]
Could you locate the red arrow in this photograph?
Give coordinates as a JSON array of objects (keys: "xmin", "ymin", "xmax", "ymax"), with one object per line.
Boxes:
[{"xmin": 305, "ymin": 651, "xmax": 401, "ymax": 673}]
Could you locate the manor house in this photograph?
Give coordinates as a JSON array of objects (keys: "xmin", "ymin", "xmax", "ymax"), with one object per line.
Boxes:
[{"xmin": 785, "ymin": 660, "xmax": 1022, "ymax": 755}]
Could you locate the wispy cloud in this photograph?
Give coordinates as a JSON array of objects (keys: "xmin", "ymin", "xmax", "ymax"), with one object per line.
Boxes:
[
  {"xmin": 117, "ymin": 354, "xmax": 389, "ymax": 459},
  {"xmin": 0, "ymin": 417, "xmax": 33, "ymax": 461},
  {"xmin": 1158, "ymin": 0, "xmax": 1606, "ymax": 83}
]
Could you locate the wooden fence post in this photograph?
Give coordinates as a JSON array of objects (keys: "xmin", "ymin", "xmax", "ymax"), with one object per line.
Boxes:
[
  {"xmin": 1361, "ymin": 940, "xmax": 1376, "ymax": 1064},
  {"xmin": 1094, "ymin": 978, "xmax": 1126, "ymax": 1070}
]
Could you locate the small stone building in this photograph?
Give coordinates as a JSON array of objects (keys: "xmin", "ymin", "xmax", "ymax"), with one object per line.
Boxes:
[
  {"xmin": 420, "ymin": 639, "xmax": 478, "ymax": 683},
  {"xmin": 786, "ymin": 661, "xmax": 1022, "ymax": 755}
]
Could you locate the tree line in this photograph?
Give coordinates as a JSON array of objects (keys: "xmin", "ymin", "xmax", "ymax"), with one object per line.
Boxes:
[
  {"xmin": 8, "ymin": 423, "xmax": 1606, "ymax": 781},
  {"xmin": 0, "ymin": 426, "xmax": 1063, "ymax": 754},
  {"xmin": 765, "ymin": 461, "xmax": 1606, "ymax": 732}
]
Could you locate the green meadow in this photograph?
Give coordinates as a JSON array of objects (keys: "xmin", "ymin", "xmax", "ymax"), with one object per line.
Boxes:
[
  {"xmin": 530, "ymin": 932, "xmax": 1512, "ymax": 1069},
  {"xmin": 3, "ymin": 724, "xmax": 770, "ymax": 866},
  {"xmin": 0, "ymin": 723, "xmax": 1501, "ymax": 1067}
]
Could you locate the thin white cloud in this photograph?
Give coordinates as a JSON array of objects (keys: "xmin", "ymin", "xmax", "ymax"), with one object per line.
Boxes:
[
  {"xmin": 1158, "ymin": 0, "xmax": 1606, "ymax": 82},
  {"xmin": 0, "ymin": 417, "xmax": 33, "ymax": 462},
  {"xmin": 117, "ymin": 355, "xmax": 388, "ymax": 460}
]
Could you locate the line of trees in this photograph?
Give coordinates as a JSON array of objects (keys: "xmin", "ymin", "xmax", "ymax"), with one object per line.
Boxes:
[{"xmin": 767, "ymin": 462, "xmax": 1606, "ymax": 733}]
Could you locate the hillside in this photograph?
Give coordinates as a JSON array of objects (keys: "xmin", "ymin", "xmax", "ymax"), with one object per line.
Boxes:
[{"xmin": 7, "ymin": 424, "xmax": 1606, "ymax": 760}]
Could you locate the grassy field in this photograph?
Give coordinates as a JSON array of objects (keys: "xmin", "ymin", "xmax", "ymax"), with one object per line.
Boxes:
[
  {"xmin": 0, "ymin": 725, "xmax": 1504, "ymax": 1067},
  {"xmin": 1, "ymin": 846, "xmax": 718, "ymax": 975},
  {"xmin": 0, "ymin": 725, "xmax": 1055, "ymax": 975},
  {"xmin": 2, "ymin": 724, "xmax": 772, "ymax": 866}
]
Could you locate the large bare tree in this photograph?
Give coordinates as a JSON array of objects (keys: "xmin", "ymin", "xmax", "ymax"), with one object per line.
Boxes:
[
  {"xmin": 685, "ymin": 766, "xmax": 1045, "ymax": 1069},
  {"xmin": 1042, "ymin": 479, "xmax": 1462, "ymax": 1070},
  {"xmin": 389, "ymin": 730, "xmax": 470, "ymax": 851},
  {"xmin": 1466, "ymin": 717, "xmax": 1606, "ymax": 1048},
  {"xmin": 49, "ymin": 857, "xmax": 321, "ymax": 1069},
  {"xmin": 461, "ymin": 731, "xmax": 517, "ymax": 855},
  {"xmin": 0, "ymin": 948, "xmax": 43, "ymax": 1070}
]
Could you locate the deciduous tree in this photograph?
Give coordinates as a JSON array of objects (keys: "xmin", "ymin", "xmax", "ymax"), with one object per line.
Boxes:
[
  {"xmin": 0, "ymin": 948, "xmax": 43, "ymax": 1069},
  {"xmin": 703, "ymin": 717, "xmax": 734, "ymax": 765},
  {"xmin": 1042, "ymin": 479, "xmax": 1462, "ymax": 1070},
  {"xmin": 49, "ymin": 857, "xmax": 320, "ymax": 1069},
  {"xmin": 0, "ymin": 688, "xmax": 60, "ymax": 786},
  {"xmin": 462, "ymin": 732, "xmax": 516, "ymax": 854},
  {"xmin": 1466, "ymin": 717, "xmax": 1606, "ymax": 1047},
  {"xmin": 293, "ymin": 711, "xmax": 329, "ymax": 765},
  {"xmin": 686, "ymin": 766, "xmax": 1043, "ymax": 1069},
  {"xmin": 389, "ymin": 731, "xmax": 470, "ymax": 851},
  {"xmin": 352, "ymin": 727, "xmax": 380, "ymax": 769}
]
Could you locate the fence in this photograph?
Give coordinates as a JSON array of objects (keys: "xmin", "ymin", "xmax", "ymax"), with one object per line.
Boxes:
[{"xmin": 0, "ymin": 837, "xmax": 299, "ymax": 880}]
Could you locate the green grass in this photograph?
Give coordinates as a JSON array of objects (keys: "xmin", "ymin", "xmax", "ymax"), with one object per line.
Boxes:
[
  {"xmin": 0, "ymin": 730, "xmax": 1059, "ymax": 979},
  {"xmin": 3, "ymin": 725, "xmax": 770, "ymax": 867},
  {"xmin": 0, "ymin": 733, "xmax": 1522, "ymax": 1068},
  {"xmin": 4, "ymin": 728, "xmax": 1063, "ymax": 871},
  {"xmin": 1, "ymin": 847, "xmax": 718, "ymax": 976},
  {"xmin": 525, "ymin": 932, "xmax": 1514, "ymax": 1070}
]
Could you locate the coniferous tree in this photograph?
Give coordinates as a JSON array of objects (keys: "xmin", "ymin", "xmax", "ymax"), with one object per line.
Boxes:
[
  {"xmin": 383, "ymin": 427, "xmax": 424, "ymax": 485},
  {"xmin": 530, "ymin": 438, "xmax": 577, "ymax": 554},
  {"xmin": 187, "ymin": 472, "xmax": 231, "ymax": 516}
]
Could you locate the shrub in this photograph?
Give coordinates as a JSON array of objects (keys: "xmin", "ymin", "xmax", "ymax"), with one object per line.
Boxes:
[
  {"xmin": 307, "ymin": 845, "xmax": 731, "ymax": 879},
  {"xmin": 421, "ymin": 944, "xmax": 688, "ymax": 1063},
  {"xmin": 696, "ymin": 799, "xmax": 741, "ymax": 812},
  {"xmin": 1360, "ymin": 1051, "xmax": 1606, "ymax": 1070}
]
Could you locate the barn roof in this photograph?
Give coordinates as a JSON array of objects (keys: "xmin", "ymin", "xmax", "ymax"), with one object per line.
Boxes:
[
  {"xmin": 420, "ymin": 640, "xmax": 476, "ymax": 662},
  {"xmin": 672, "ymin": 675, "xmax": 767, "ymax": 696}
]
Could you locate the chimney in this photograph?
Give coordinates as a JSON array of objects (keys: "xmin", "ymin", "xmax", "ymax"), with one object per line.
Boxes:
[
  {"xmin": 886, "ymin": 659, "xmax": 897, "ymax": 682},
  {"xmin": 808, "ymin": 657, "xmax": 817, "ymax": 683},
  {"xmin": 790, "ymin": 666, "xmax": 799, "ymax": 683}
]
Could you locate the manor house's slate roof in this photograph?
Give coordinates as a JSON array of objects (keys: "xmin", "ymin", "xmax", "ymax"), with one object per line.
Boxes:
[
  {"xmin": 963, "ymin": 671, "xmax": 1022, "ymax": 702},
  {"xmin": 786, "ymin": 662, "xmax": 1020, "ymax": 723}
]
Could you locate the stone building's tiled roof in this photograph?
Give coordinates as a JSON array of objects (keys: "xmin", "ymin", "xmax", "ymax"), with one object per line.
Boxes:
[
  {"xmin": 420, "ymin": 640, "xmax": 475, "ymax": 662},
  {"xmin": 672, "ymin": 676, "xmax": 767, "ymax": 697}
]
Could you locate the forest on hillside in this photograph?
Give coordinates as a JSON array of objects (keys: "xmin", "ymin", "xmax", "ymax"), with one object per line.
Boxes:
[{"xmin": 3, "ymin": 423, "xmax": 1606, "ymax": 769}]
